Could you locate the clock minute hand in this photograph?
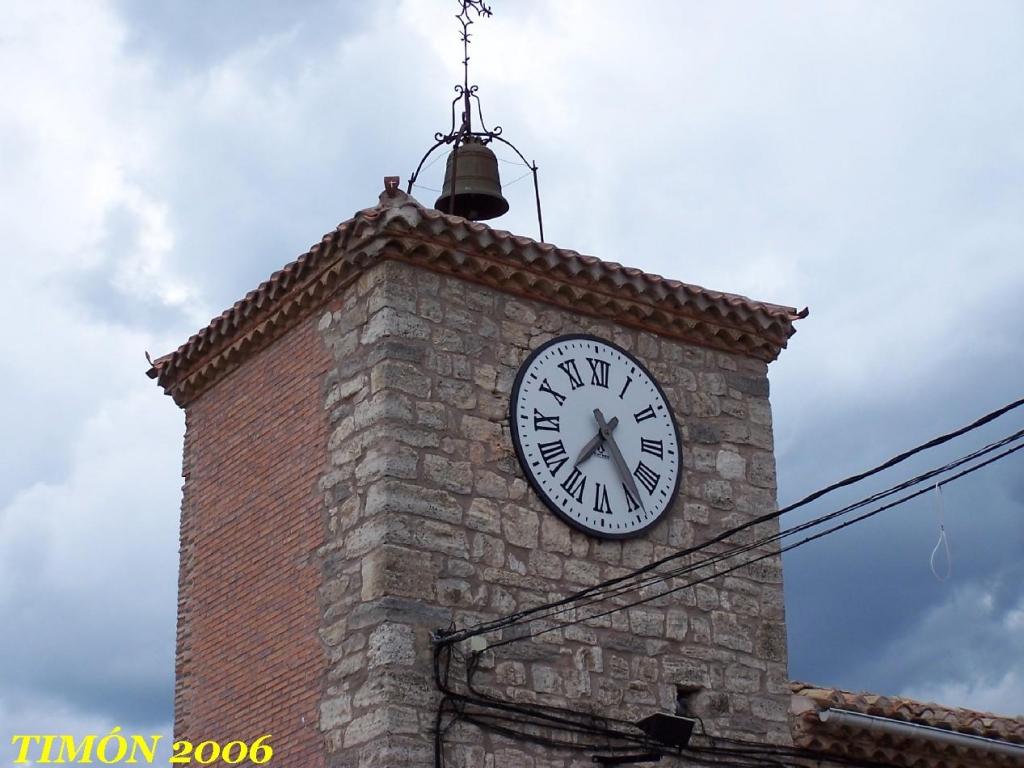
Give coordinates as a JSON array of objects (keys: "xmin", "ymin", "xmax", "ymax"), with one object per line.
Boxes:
[
  {"xmin": 573, "ymin": 416, "xmax": 618, "ymax": 467},
  {"xmin": 594, "ymin": 408, "xmax": 645, "ymax": 512}
]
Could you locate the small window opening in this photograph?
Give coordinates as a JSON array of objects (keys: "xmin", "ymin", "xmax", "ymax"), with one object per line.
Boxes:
[{"xmin": 676, "ymin": 685, "xmax": 702, "ymax": 716}]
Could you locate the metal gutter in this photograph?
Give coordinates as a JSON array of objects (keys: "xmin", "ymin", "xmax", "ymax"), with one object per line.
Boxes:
[{"xmin": 820, "ymin": 707, "xmax": 1024, "ymax": 760}]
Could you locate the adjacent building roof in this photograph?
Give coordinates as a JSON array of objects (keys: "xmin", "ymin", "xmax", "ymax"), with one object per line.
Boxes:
[
  {"xmin": 148, "ymin": 186, "xmax": 806, "ymax": 406},
  {"xmin": 792, "ymin": 681, "xmax": 1024, "ymax": 767}
]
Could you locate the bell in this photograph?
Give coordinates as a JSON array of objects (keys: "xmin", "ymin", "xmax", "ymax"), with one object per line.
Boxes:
[{"xmin": 434, "ymin": 138, "xmax": 509, "ymax": 221}]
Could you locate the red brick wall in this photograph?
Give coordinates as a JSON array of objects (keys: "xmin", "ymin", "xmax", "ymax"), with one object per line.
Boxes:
[{"xmin": 175, "ymin": 315, "xmax": 332, "ymax": 766}]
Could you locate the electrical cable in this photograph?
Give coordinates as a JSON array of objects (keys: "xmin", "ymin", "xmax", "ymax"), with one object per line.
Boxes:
[
  {"xmin": 434, "ymin": 438, "xmax": 1023, "ymax": 767},
  {"xmin": 447, "ymin": 697, "xmax": 900, "ymax": 767},
  {"xmin": 445, "ymin": 681, "xmax": 906, "ymax": 768},
  {"xmin": 501, "ymin": 169, "xmax": 535, "ymax": 187},
  {"xmin": 433, "ymin": 638, "xmax": 662, "ymax": 763},
  {"xmin": 438, "ymin": 398, "xmax": 1024, "ymax": 645},
  {"xmin": 476, "ymin": 438, "xmax": 1024, "ymax": 648},
  {"xmin": 440, "ymin": 612, "xmax": 907, "ymax": 767},
  {"xmin": 510, "ymin": 424, "xmax": 1024, "ymax": 631},
  {"xmin": 441, "ymin": 424, "xmax": 1024, "ymax": 646},
  {"xmin": 431, "ymin": 398, "xmax": 1024, "ymax": 766}
]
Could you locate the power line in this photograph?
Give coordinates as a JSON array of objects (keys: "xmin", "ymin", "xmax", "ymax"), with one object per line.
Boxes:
[
  {"xmin": 438, "ymin": 401, "xmax": 1024, "ymax": 646},
  {"xmin": 432, "ymin": 395, "xmax": 1024, "ymax": 765},
  {"xmin": 498, "ymin": 423, "xmax": 1024, "ymax": 635},
  {"xmin": 435, "ymin": 635, "xmax": 903, "ymax": 768},
  {"xmin": 471, "ymin": 437, "xmax": 1024, "ymax": 650}
]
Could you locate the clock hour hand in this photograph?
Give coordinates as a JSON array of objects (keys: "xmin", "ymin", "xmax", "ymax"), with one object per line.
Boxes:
[
  {"xmin": 594, "ymin": 408, "xmax": 646, "ymax": 512},
  {"xmin": 573, "ymin": 416, "xmax": 618, "ymax": 467}
]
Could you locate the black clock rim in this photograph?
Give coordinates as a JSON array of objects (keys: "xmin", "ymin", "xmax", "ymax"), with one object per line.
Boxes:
[{"xmin": 509, "ymin": 333, "xmax": 684, "ymax": 540}]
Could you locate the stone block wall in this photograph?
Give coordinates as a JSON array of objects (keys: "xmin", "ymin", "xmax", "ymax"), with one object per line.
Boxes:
[{"xmin": 314, "ymin": 259, "xmax": 791, "ymax": 766}]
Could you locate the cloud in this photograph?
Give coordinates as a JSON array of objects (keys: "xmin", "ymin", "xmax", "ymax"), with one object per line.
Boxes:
[
  {"xmin": 0, "ymin": 388, "xmax": 182, "ymax": 726},
  {"xmin": 781, "ymin": 374, "xmax": 1024, "ymax": 710},
  {"xmin": 1, "ymin": 0, "xmax": 1023, "ymax": 749},
  {"xmin": 0, "ymin": 0, "xmax": 190, "ymax": 736},
  {"xmin": 894, "ymin": 575, "xmax": 1024, "ymax": 717},
  {"xmin": 113, "ymin": 0, "xmax": 371, "ymax": 77}
]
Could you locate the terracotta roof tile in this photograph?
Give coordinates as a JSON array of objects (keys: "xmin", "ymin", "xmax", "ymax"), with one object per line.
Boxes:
[
  {"xmin": 792, "ymin": 681, "xmax": 1024, "ymax": 767},
  {"xmin": 148, "ymin": 189, "xmax": 806, "ymax": 406}
]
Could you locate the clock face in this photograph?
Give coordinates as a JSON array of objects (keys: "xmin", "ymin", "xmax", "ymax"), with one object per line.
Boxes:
[{"xmin": 510, "ymin": 334, "xmax": 682, "ymax": 539}]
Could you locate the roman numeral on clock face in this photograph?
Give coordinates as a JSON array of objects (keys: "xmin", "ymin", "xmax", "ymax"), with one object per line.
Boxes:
[
  {"xmin": 533, "ymin": 408, "xmax": 560, "ymax": 431},
  {"xmin": 622, "ymin": 483, "xmax": 641, "ymax": 512},
  {"xmin": 593, "ymin": 482, "xmax": 613, "ymax": 515},
  {"xmin": 538, "ymin": 378, "xmax": 566, "ymax": 406},
  {"xmin": 587, "ymin": 357, "xmax": 610, "ymax": 388},
  {"xmin": 633, "ymin": 461, "xmax": 661, "ymax": 496},
  {"xmin": 640, "ymin": 437, "xmax": 664, "ymax": 459},
  {"xmin": 634, "ymin": 404, "xmax": 657, "ymax": 423},
  {"xmin": 538, "ymin": 440, "xmax": 568, "ymax": 476},
  {"xmin": 560, "ymin": 467, "xmax": 587, "ymax": 504},
  {"xmin": 557, "ymin": 359, "xmax": 585, "ymax": 390},
  {"xmin": 618, "ymin": 376, "xmax": 633, "ymax": 400}
]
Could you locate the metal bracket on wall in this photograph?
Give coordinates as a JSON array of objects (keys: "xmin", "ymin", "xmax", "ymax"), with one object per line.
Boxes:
[{"xmin": 592, "ymin": 753, "xmax": 662, "ymax": 766}]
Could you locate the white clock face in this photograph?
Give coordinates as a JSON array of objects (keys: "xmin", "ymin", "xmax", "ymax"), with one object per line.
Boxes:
[{"xmin": 510, "ymin": 334, "xmax": 682, "ymax": 538}]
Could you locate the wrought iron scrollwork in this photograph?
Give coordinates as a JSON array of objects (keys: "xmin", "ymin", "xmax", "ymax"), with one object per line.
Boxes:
[{"xmin": 407, "ymin": 0, "xmax": 543, "ymax": 241}]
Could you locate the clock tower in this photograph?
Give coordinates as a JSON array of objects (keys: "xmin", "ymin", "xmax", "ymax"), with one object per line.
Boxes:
[{"xmin": 150, "ymin": 185, "xmax": 804, "ymax": 766}]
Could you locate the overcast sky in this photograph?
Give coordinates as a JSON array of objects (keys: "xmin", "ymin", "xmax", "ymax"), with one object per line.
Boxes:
[{"xmin": 2, "ymin": 0, "xmax": 1023, "ymax": 760}]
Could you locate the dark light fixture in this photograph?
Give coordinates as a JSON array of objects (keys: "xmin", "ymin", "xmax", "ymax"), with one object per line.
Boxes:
[
  {"xmin": 590, "ymin": 712, "xmax": 696, "ymax": 764},
  {"xmin": 636, "ymin": 712, "xmax": 697, "ymax": 750}
]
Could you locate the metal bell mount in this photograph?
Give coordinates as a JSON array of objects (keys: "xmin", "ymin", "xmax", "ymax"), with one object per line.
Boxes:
[{"xmin": 407, "ymin": 0, "xmax": 543, "ymax": 240}]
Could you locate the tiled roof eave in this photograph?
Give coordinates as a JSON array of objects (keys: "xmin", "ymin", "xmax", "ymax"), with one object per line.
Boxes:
[
  {"xmin": 369, "ymin": 234, "xmax": 793, "ymax": 358},
  {"xmin": 384, "ymin": 200, "xmax": 803, "ymax": 332},
  {"xmin": 791, "ymin": 682, "xmax": 1024, "ymax": 768},
  {"xmin": 147, "ymin": 223, "xmax": 361, "ymax": 407},
  {"xmin": 149, "ymin": 191, "xmax": 806, "ymax": 407}
]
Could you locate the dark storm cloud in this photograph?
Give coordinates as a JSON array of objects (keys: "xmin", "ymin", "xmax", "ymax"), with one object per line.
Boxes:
[
  {"xmin": 785, "ymin": 472, "xmax": 1023, "ymax": 693},
  {"xmin": 779, "ymin": 312, "xmax": 1024, "ymax": 700},
  {"xmin": 875, "ymin": 560, "xmax": 1024, "ymax": 717},
  {"xmin": 0, "ymin": 589, "xmax": 174, "ymax": 727},
  {"xmin": 0, "ymin": 392, "xmax": 181, "ymax": 729}
]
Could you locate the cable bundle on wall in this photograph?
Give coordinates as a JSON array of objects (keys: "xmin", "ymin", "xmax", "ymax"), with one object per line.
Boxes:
[{"xmin": 431, "ymin": 396, "xmax": 1024, "ymax": 766}]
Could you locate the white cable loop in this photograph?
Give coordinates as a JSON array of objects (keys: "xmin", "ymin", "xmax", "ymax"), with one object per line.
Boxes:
[{"xmin": 930, "ymin": 484, "xmax": 952, "ymax": 582}]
